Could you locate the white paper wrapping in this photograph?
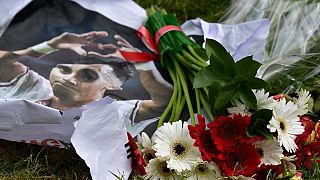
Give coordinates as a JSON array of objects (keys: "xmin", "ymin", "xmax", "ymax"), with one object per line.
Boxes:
[
  {"xmin": 181, "ymin": 18, "xmax": 270, "ymax": 62},
  {"xmin": 71, "ymin": 97, "xmax": 131, "ymax": 180}
]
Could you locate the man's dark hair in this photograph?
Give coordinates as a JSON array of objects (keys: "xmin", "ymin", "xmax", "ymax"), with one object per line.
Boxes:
[
  {"xmin": 20, "ymin": 49, "xmax": 135, "ymax": 81},
  {"xmin": 107, "ymin": 61, "xmax": 135, "ymax": 83},
  {"xmin": 77, "ymin": 56, "xmax": 135, "ymax": 83}
]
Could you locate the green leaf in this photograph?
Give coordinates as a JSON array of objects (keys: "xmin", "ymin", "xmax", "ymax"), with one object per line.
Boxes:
[
  {"xmin": 209, "ymin": 85, "xmax": 232, "ymax": 116},
  {"xmin": 246, "ymin": 77, "xmax": 268, "ymax": 89},
  {"xmin": 247, "ymin": 109, "xmax": 273, "ymax": 139},
  {"xmin": 194, "ymin": 65, "xmax": 233, "ymax": 88},
  {"xmin": 234, "ymin": 74, "xmax": 248, "ymax": 83},
  {"xmin": 235, "ymin": 56, "xmax": 261, "ymax": 77},
  {"xmin": 215, "ymin": 86, "xmax": 239, "ymax": 110},
  {"xmin": 211, "ymin": 59, "xmax": 231, "ymax": 78},
  {"xmin": 237, "ymin": 85, "xmax": 257, "ymax": 109},
  {"xmin": 193, "ymin": 66, "xmax": 215, "ymax": 88},
  {"xmin": 257, "ymin": 128, "xmax": 274, "ymax": 140},
  {"xmin": 209, "ymin": 84, "xmax": 219, "ymax": 113},
  {"xmin": 205, "ymin": 39, "xmax": 236, "ymax": 77}
]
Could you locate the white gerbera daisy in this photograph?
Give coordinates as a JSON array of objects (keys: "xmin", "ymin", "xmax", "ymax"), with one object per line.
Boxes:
[
  {"xmin": 187, "ymin": 162, "xmax": 221, "ymax": 180},
  {"xmin": 227, "ymin": 100, "xmax": 251, "ymax": 116},
  {"xmin": 253, "ymin": 89, "xmax": 277, "ymax": 110},
  {"xmin": 153, "ymin": 120, "xmax": 202, "ymax": 173},
  {"xmin": 267, "ymin": 99, "xmax": 305, "ymax": 153},
  {"xmin": 145, "ymin": 158, "xmax": 179, "ymax": 180},
  {"xmin": 254, "ymin": 138, "xmax": 284, "ymax": 166},
  {"xmin": 294, "ymin": 89, "xmax": 311, "ymax": 115},
  {"xmin": 137, "ymin": 132, "xmax": 156, "ymax": 163}
]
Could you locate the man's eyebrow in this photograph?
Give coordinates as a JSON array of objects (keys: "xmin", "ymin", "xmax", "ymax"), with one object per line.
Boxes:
[{"xmin": 56, "ymin": 64, "xmax": 69, "ymax": 68}]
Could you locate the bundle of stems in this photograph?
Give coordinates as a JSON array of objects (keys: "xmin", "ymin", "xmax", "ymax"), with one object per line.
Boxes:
[{"xmin": 144, "ymin": 7, "xmax": 212, "ymax": 127}]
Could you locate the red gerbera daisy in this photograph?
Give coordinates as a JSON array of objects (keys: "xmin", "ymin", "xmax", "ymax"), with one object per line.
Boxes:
[
  {"xmin": 127, "ymin": 132, "xmax": 147, "ymax": 175},
  {"xmin": 188, "ymin": 114, "xmax": 219, "ymax": 162},
  {"xmin": 218, "ymin": 143, "xmax": 261, "ymax": 176},
  {"xmin": 254, "ymin": 164, "xmax": 283, "ymax": 179},
  {"xmin": 208, "ymin": 114, "xmax": 253, "ymax": 152}
]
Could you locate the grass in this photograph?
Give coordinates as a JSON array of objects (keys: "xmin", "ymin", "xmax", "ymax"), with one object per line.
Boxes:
[
  {"xmin": 300, "ymin": 157, "xmax": 320, "ymax": 180},
  {"xmin": 0, "ymin": 140, "xmax": 90, "ymax": 179},
  {"xmin": 0, "ymin": 1, "xmax": 230, "ymax": 179},
  {"xmin": 136, "ymin": 0, "xmax": 231, "ymax": 23}
]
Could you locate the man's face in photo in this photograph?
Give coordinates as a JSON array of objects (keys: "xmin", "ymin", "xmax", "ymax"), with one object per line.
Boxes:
[{"xmin": 49, "ymin": 64, "xmax": 123, "ymax": 106}]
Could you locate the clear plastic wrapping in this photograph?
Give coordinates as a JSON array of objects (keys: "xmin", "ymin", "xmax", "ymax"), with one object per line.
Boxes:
[{"xmin": 222, "ymin": 0, "xmax": 320, "ymax": 94}]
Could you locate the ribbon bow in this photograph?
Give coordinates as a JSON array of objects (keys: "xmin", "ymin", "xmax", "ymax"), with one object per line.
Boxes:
[{"xmin": 119, "ymin": 25, "xmax": 183, "ymax": 63}]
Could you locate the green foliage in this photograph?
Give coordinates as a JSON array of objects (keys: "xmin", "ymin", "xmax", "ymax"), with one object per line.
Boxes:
[
  {"xmin": 193, "ymin": 66, "xmax": 215, "ymax": 88},
  {"xmin": 206, "ymin": 39, "xmax": 236, "ymax": 77},
  {"xmin": 194, "ymin": 39, "xmax": 267, "ymax": 115},
  {"xmin": 247, "ymin": 109, "xmax": 273, "ymax": 139}
]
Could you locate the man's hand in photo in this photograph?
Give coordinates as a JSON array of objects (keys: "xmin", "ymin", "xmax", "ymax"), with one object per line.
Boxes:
[{"xmin": 47, "ymin": 31, "xmax": 108, "ymax": 56}]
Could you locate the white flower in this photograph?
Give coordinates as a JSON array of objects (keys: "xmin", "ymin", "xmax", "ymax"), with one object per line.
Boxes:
[
  {"xmin": 153, "ymin": 120, "xmax": 202, "ymax": 173},
  {"xmin": 294, "ymin": 89, "xmax": 311, "ymax": 115},
  {"xmin": 267, "ymin": 99, "xmax": 305, "ymax": 153},
  {"xmin": 227, "ymin": 100, "xmax": 251, "ymax": 116},
  {"xmin": 254, "ymin": 138, "xmax": 284, "ymax": 166},
  {"xmin": 145, "ymin": 158, "xmax": 179, "ymax": 180},
  {"xmin": 137, "ymin": 132, "xmax": 156, "ymax": 163},
  {"xmin": 187, "ymin": 162, "xmax": 221, "ymax": 180},
  {"xmin": 253, "ymin": 89, "xmax": 277, "ymax": 110},
  {"xmin": 137, "ymin": 132, "xmax": 153, "ymax": 151},
  {"xmin": 227, "ymin": 89, "xmax": 276, "ymax": 116}
]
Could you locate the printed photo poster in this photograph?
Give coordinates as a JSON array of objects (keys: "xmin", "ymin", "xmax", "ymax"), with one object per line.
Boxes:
[{"xmin": 0, "ymin": 0, "xmax": 173, "ymax": 147}]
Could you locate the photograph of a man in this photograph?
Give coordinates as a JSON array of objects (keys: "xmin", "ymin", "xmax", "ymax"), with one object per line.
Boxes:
[{"xmin": 0, "ymin": 31, "xmax": 172, "ymax": 122}]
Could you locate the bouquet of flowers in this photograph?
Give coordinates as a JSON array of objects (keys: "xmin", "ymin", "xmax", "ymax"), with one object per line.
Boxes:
[
  {"xmin": 122, "ymin": 7, "xmax": 320, "ymax": 180},
  {"xmin": 126, "ymin": 39, "xmax": 320, "ymax": 179}
]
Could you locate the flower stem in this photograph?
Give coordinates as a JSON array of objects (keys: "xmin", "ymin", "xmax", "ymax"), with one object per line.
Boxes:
[
  {"xmin": 195, "ymin": 88, "xmax": 202, "ymax": 114},
  {"xmin": 281, "ymin": 159, "xmax": 288, "ymax": 177},
  {"xmin": 173, "ymin": 59, "xmax": 195, "ymax": 125},
  {"xmin": 173, "ymin": 68, "xmax": 183, "ymax": 121},
  {"xmin": 186, "ymin": 45, "xmax": 207, "ymax": 63},
  {"xmin": 203, "ymin": 87, "xmax": 209, "ymax": 96},
  {"xmin": 158, "ymin": 67, "xmax": 178, "ymax": 127},
  {"xmin": 181, "ymin": 49, "xmax": 207, "ymax": 68},
  {"xmin": 174, "ymin": 53, "xmax": 201, "ymax": 71},
  {"xmin": 170, "ymin": 97, "xmax": 186, "ymax": 122},
  {"xmin": 200, "ymin": 90, "xmax": 213, "ymax": 120}
]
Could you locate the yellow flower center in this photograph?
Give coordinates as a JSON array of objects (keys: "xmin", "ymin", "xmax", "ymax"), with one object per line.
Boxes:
[
  {"xmin": 277, "ymin": 116, "xmax": 287, "ymax": 133},
  {"xmin": 196, "ymin": 164, "xmax": 208, "ymax": 174},
  {"xmin": 171, "ymin": 141, "xmax": 187, "ymax": 159},
  {"xmin": 157, "ymin": 161, "xmax": 172, "ymax": 177},
  {"xmin": 143, "ymin": 148, "xmax": 156, "ymax": 164}
]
